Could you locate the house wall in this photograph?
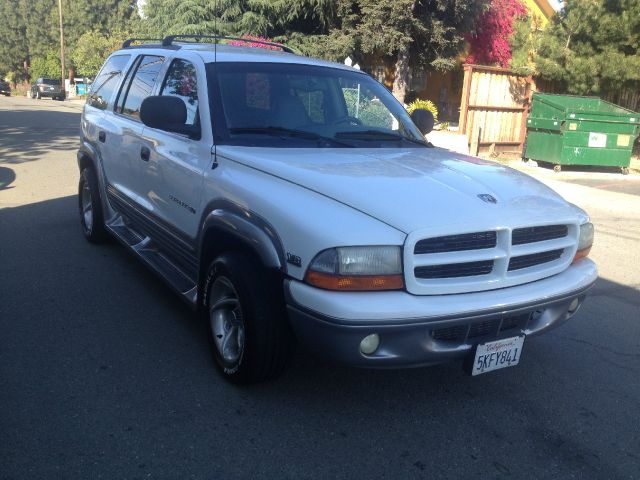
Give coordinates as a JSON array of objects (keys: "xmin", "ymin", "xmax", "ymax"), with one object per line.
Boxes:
[{"xmin": 523, "ymin": 0, "xmax": 555, "ymax": 27}]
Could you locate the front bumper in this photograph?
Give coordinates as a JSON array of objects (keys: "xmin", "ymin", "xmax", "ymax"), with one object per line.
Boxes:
[{"xmin": 286, "ymin": 259, "xmax": 597, "ymax": 368}]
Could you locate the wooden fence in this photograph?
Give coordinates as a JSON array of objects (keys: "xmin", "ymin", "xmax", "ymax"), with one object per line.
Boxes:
[
  {"xmin": 603, "ymin": 87, "xmax": 640, "ymax": 114},
  {"xmin": 458, "ymin": 64, "xmax": 533, "ymax": 155}
]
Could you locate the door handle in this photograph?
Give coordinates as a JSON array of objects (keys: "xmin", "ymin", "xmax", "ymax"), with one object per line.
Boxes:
[
  {"xmin": 98, "ymin": 131, "xmax": 106, "ymax": 143},
  {"xmin": 140, "ymin": 146, "xmax": 150, "ymax": 162}
]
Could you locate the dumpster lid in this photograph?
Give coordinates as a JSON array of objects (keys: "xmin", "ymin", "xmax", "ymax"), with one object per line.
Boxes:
[{"xmin": 533, "ymin": 93, "xmax": 639, "ymax": 121}]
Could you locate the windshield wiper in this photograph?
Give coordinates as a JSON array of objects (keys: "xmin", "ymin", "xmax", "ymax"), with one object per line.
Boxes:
[
  {"xmin": 229, "ymin": 126, "xmax": 353, "ymax": 148},
  {"xmin": 335, "ymin": 129, "xmax": 432, "ymax": 147}
]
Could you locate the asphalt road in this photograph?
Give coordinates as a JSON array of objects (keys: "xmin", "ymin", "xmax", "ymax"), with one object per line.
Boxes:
[{"xmin": 1, "ymin": 96, "xmax": 639, "ymax": 479}]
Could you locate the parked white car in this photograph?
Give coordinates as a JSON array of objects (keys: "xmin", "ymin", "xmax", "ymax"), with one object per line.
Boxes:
[{"xmin": 77, "ymin": 36, "xmax": 597, "ymax": 383}]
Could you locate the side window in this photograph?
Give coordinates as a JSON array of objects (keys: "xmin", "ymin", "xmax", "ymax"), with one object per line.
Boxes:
[
  {"xmin": 120, "ymin": 55, "xmax": 164, "ymax": 120},
  {"xmin": 293, "ymin": 89, "xmax": 325, "ymax": 123},
  {"xmin": 340, "ymin": 78, "xmax": 395, "ymax": 130},
  {"xmin": 87, "ymin": 55, "xmax": 130, "ymax": 110},
  {"xmin": 160, "ymin": 59, "xmax": 199, "ymax": 126}
]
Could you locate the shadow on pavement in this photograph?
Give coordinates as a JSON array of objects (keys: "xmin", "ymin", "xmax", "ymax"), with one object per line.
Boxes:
[
  {"xmin": 0, "ymin": 165, "xmax": 16, "ymax": 190},
  {"xmin": 0, "ymin": 109, "xmax": 80, "ymax": 164},
  {"xmin": 1, "ymin": 195, "xmax": 639, "ymax": 479}
]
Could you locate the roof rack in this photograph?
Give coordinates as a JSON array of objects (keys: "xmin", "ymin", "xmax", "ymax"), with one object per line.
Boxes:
[
  {"xmin": 161, "ymin": 35, "xmax": 297, "ymax": 54},
  {"xmin": 122, "ymin": 38, "xmax": 163, "ymax": 48}
]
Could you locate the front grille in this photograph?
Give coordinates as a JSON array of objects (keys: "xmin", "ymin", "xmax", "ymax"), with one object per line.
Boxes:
[
  {"xmin": 512, "ymin": 225, "xmax": 568, "ymax": 245},
  {"xmin": 407, "ymin": 223, "xmax": 577, "ymax": 295},
  {"xmin": 431, "ymin": 313, "xmax": 531, "ymax": 342},
  {"xmin": 414, "ymin": 260, "xmax": 493, "ymax": 279},
  {"xmin": 414, "ymin": 231, "xmax": 497, "ymax": 254},
  {"xmin": 508, "ymin": 249, "xmax": 564, "ymax": 271}
]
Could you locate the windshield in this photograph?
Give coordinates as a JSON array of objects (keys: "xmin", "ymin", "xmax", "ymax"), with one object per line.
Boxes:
[
  {"xmin": 207, "ymin": 62, "xmax": 427, "ymax": 148},
  {"xmin": 41, "ymin": 79, "xmax": 59, "ymax": 85}
]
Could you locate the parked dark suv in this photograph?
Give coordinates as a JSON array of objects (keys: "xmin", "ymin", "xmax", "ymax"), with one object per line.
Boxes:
[
  {"xmin": 30, "ymin": 78, "xmax": 64, "ymax": 100},
  {"xmin": 0, "ymin": 80, "xmax": 10, "ymax": 96}
]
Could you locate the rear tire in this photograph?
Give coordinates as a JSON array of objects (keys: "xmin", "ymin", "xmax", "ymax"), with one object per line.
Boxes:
[
  {"xmin": 204, "ymin": 253, "xmax": 293, "ymax": 384},
  {"xmin": 78, "ymin": 167, "xmax": 109, "ymax": 243}
]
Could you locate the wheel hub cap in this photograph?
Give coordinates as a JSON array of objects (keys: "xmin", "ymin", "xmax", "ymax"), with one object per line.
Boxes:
[
  {"xmin": 209, "ymin": 277, "xmax": 245, "ymax": 364},
  {"xmin": 81, "ymin": 180, "xmax": 93, "ymax": 231}
]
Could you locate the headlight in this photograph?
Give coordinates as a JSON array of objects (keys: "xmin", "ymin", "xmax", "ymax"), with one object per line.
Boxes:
[
  {"xmin": 305, "ymin": 246, "xmax": 404, "ymax": 291},
  {"xmin": 573, "ymin": 222, "xmax": 594, "ymax": 263}
]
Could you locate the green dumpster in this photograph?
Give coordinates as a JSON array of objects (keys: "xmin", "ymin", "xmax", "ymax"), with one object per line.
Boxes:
[{"xmin": 523, "ymin": 93, "xmax": 639, "ymax": 174}]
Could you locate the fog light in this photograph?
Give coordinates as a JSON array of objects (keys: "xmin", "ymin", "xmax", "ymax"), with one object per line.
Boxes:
[
  {"xmin": 360, "ymin": 334, "xmax": 380, "ymax": 355},
  {"xmin": 568, "ymin": 298, "xmax": 580, "ymax": 314}
]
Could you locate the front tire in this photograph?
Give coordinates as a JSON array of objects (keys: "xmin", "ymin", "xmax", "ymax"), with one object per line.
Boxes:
[
  {"xmin": 78, "ymin": 167, "xmax": 109, "ymax": 243},
  {"xmin": 205, "ymin": 253, "xmax": 293, "ymax": 384}
]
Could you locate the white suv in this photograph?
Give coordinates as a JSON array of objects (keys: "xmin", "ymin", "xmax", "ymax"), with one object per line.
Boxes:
[{"xmin": 78, "ymin": 36, "xmax": 597, "ymax": 383}]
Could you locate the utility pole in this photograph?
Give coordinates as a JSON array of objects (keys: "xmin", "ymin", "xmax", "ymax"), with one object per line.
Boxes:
[{"xmin": 57, "ymin": 0, "xmax": 65, "ymax": 97}]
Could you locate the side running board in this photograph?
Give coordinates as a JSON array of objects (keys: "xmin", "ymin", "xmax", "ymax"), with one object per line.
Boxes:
[{"xmin": 107, "ymin": 217, "xmax": 198, "ymax": 309}]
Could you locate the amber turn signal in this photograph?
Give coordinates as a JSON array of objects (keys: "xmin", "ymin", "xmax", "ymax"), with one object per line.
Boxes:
[
  {"xmin": 572, "ymin": 246, "xmax": 591, "ymax": 264},
  {"xmin": 305, "ymin": 271, "xmax": 404, "ymax": 291}
]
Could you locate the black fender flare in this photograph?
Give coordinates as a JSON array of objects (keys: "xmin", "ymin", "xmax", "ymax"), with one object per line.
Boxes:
[
  {"xmin": 77, "ymin": 141, "xmax": 99, "ymax": 171},
  {"xmin": 198, "ymin": 200, "xmax": 285, "ymax": 273}
]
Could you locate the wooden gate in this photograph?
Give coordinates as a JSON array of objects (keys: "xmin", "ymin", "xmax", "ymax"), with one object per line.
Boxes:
[{"xmin": 458, "ymin": 64, "xmax": 533, "ymax": 155}]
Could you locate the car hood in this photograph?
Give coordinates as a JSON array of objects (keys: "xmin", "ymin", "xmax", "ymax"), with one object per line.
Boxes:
[{"xmin": 217, "ymin": 146, "xmax": 583, "ymax": 234}]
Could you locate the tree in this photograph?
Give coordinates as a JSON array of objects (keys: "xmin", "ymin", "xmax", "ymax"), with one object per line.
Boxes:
[
  {"xmin": 0, "ymin": 0, "xmax": 138, "ymax": 82},
  {"xmin": 63, "ymin": 0, "xmax": 139, "ymax": 48},
  {"xmin": 72, "ymin": 30, "xmax": 129, "ymax": 76},
  {"xmin": 29, "ymin": 50, "xmax": 61, "ymax": 79},
  {"xmin": 535, "ymin": 0, "xmax": 640, "ymax": 95},
  {"xmin": 140, "ymin": 0, "xmax": 484, "ymax": 103},
  {"xmin": 141, "ymin": 0, "xmax": 276, "ymax": 37},
  {"xmin": 22, "ymin": 0, "xmax": 58, "ymax": 62},
  {"xmin": 0, "ymin": 0, "xmax": 29, "ymax": 83},
  {"xmin": 300, "ymin": 0, "xmax": 487, "ymax": 103},
  {"xmin": 466, "ymin": 0, "xmax": 527, "ymax": 68}
]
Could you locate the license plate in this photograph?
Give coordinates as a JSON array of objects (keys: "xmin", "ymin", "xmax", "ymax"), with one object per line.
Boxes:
[{"xmin": 471, "ymin": 335, "xmax": 525, "ymax": 376}]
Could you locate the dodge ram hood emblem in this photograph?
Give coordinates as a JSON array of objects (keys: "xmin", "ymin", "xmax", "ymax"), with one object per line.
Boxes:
[{"xmin": 477, "ymin": 194, "xmax": 497, "ymax": 204}]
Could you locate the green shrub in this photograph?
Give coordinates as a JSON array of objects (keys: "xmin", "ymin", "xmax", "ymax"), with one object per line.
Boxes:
[
  {"xmin": 406, "ymin": 98, "xmax": 438, "ymax": 123},
  {"xmin": 30, "ymin": 51, "xmax": 61, "ymax": 80}
]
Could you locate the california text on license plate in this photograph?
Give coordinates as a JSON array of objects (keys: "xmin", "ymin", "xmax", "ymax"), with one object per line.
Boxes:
[{"xmin": 472, "ymin": 335, "xmax": 525, "ymax": 376}]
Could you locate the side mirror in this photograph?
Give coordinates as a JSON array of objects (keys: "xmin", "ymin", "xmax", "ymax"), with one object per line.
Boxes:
[
  {"xmin": 410, "ymin": 108, "xmax": 434, "ymax": 135},
  {"xmin": 140, "ymin": 96, "xmax": 199, "ymax": 138}
]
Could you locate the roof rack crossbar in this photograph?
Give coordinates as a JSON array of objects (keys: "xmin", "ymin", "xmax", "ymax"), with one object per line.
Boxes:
[
  {"xmin": 122, "ymin": 38, "xmax": 163, "ymax": 48},
  {"xmin": 161, "ymin": 35, "xmax": 296, "ymax": 54}
]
